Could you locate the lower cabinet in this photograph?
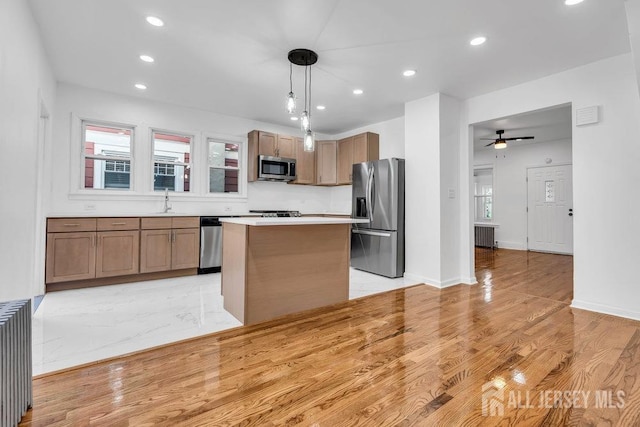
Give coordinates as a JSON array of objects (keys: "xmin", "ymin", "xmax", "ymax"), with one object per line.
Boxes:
[
  {"xmin": 45, "ymin": 231, "xmax": 96, "ymax": 283},
  {"xmin": 45, "ymin": 216, "xmax": 199, "ymax": 287},
  {"xmin": 139, "ymin": 217, "xmax": 200, "ymax": 273},
  {"xmin": 96, "ymin": 230, "xmax": 140, "ymax": 278}
]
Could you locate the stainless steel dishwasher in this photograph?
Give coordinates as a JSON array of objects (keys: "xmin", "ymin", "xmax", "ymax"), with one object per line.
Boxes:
[{"xmin": 198, "ymin": 217, "xmax": 223, "ymax": 274}]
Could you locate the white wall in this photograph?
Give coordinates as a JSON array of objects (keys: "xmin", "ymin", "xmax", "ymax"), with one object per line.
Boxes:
[
  {"xmin": 464, "ymin": 53, "xmax": 640, "ymax": 320},
  {"xmin": 404, "ymin": 94, "xmax": 443, "ymax": 285},
  {"xmin": 0, "ymin": 0, "xmax": 56, "ymax": 301},
  {"xmin": 51, "ymin": 83, "xmax": 334, "ymax": 216},
  {"xmin": 474, "ymin": 139, "xmax": 573, "ymax": 250}
]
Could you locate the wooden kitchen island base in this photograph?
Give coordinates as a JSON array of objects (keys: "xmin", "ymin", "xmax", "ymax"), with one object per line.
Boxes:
[{"xmin": 221, "ymin": 217, "xmax": 363, "ymax": 325}]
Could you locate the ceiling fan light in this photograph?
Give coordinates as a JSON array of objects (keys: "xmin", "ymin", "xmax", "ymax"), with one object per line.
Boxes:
[
  {"xmin": 303, "ymin": 129, "xmax": 315, "ymax": 152},
  {"xmin": 286, "ymin": 92, "xmax": 296, "ymax": 114},
  {"xmin": 494, "ymin": 140, "xmax": 507, "ymax": 150}
]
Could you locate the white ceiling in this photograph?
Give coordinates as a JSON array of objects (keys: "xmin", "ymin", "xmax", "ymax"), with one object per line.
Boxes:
[
  {"xmin": 473, "ymin": 104, "xmax": 573, "ymax": 152},
  {"xmin": 28, "ymin": 0, "xmax": 631, "ymax": 134}
]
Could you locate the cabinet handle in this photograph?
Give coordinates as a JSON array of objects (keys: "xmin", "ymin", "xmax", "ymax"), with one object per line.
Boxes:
[
  {"xmin": 167, "ymin": 233, "xmax": 171, "ymax": 243},
  {"xmin": 64, "ymin": 223, "xmax": 79, "ymax": 227},
  {"xmin": 172, "ymin": 231, "xmax": 176, "ymax": 243},
  {"xmin": 111, "ymin": 222, "xmax": 127, "ymax": 226}
]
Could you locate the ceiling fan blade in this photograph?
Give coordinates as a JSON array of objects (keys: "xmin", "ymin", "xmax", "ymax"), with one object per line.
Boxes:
[
  {"xmin": 503, "ymin": 136, "xmax": 535, "ymax": 141},
  {"xmin": 485, "ymin": 142, "xmax": 495, "ymax": 147},
  {"xmin": 479, "ymin": 138, "xmax": 495, "ymax": 140}
]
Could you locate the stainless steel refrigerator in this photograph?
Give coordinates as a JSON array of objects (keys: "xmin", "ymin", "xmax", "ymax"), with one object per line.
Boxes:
[{"xmin": 351, "ymin": 158, "xmax": 405, "ymax": 278}]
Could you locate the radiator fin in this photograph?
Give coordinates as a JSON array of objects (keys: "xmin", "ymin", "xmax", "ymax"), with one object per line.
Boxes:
[
  {"xmin": 0, "ymin": 299, "xmax": 32, "ymax": 427},
  {"xmin": 474, "ymin": 226, "xmax": 496, "ymax": 249}
]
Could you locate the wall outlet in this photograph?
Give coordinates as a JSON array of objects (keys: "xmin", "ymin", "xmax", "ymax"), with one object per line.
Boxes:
[
  {"xmin": 223, "ymin": 206, "xmax": 232, "ymax": 212},
  {"xmin": 448, "ymin": 189, "xmax": 456, "ymax": 199},
  {"xmin": 84, "ymin": 203, "xmax": 96, "ymax": 211}
]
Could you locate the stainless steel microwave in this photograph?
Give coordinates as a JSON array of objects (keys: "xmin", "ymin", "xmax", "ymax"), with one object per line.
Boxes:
[{"xmin": 258, "ymin": 155, "xmax": 297, "ymax": 181}]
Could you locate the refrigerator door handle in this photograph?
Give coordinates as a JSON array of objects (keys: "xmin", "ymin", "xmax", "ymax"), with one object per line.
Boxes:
[
  {"xmin": 352, "ymin": 229, "xmax": 392, "ymax": 238},
  {"xmin": 366, "ymin": 167, "xmax": 374, "ymax": 222}
]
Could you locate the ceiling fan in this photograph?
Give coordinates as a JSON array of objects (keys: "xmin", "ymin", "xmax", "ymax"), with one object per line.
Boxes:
[{"xmin": 481, "ymin": 129, "xmax": 534, "ymax": 149}]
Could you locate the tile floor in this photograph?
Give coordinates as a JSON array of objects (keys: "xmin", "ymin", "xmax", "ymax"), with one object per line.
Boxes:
[{"xmin": 33, "ymin": 269, "xmax": 417, "ymax": 376}]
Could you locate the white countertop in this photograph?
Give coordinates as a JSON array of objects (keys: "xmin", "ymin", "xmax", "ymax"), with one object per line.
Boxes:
[
  {"xmin": 47, "ymin": 212, "xmax": 261, "ymax": 218},
  {"xmin": 220, "ymin": 216, "xmax": 368, "ymax": 226}
]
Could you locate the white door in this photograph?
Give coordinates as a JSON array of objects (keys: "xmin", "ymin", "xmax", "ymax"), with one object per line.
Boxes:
[{"xmin": 527, "ymin": 165, "xmax": 573, "ymax": 254}]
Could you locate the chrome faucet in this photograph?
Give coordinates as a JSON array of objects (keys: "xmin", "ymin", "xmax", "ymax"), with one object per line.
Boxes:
[{"xmin": 163, "ymin": 188, "xmax": 172, "ymax": 213}]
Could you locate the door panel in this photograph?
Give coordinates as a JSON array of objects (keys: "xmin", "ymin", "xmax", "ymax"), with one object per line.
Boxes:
[
  {"xmin": 96, "ymin": 231, "xmax": 140, "ymax": 278},
  {"xmin": 172, "ymin": 228, "xmax": 200, "ymax": 269},
  {"xmin": 350, "ymin": 229, "xmax": 401, "ymax": 278},
  {"xmin": 370, "ymin": 159, "xmax": 400, "ymax": 231},
  {"xmin": 140, "ymin": 229, "xmax": 172, "ymax": 273},
  {"xmin": 527, "ymin": 165, "xmax": 573, "ymax": 254},
  {"xmin": 45, "ymin": 232, "xmax": 96, "ymax": 283}
]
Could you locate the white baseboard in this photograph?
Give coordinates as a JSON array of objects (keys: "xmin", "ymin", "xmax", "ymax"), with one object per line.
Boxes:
[
  {"xmin": 497, "ymin": 240, "xmax": 526, "ymax": 250},
  {"xmin": 404, "ymin": 273, "xmax": 461, "ymax": 289},
  {"xmin": 571, "ymin": 299, "xmax": 640, "ymax": 322},
  {"xmin": 460, "ymin": 276, "xmax": 478, "ymax": 285}
]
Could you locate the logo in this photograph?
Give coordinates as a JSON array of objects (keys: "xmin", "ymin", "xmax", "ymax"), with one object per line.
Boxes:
[
  {"xmin": 482, "ymin": 380, "xmax": 505, "ymax": 417},
  {"xmin": 481, "ymin": 379, "xmax": 626, "ymax": 417}
]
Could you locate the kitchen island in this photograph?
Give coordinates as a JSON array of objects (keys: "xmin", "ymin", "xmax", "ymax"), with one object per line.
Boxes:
[{"xmin": 220, "ymin": 217, "xmax": 367, "ymax": 325}]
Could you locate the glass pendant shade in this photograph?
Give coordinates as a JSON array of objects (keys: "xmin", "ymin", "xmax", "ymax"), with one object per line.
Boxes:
[
  {"xmin": 494, "ymin": 140, "xmax": 507, "ymax": 150},
  {"xmin": 301, "ymin": 111, "xmax": 310, "ymax": 132},
  {"xmin": 303, "ymin": 129, "xmax": 315, "ymax": 152},
  {"xmin": 286, "ymin": 92, "xmax": 296, "ymax": 114}
]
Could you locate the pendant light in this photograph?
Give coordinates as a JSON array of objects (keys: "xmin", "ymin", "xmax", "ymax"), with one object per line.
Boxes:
[
  {"xmin": 287, "ymin": 49, "xmax": 318, "ymax": 152},
  {"xmin": 286, "ymin": 62, "xmax": 296, "ymax": 114}
]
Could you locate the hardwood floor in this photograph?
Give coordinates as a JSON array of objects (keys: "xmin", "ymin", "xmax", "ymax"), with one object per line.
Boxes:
[{"xmin": 20, "ymin": 249, "xmax": 640, "ymax": 426}]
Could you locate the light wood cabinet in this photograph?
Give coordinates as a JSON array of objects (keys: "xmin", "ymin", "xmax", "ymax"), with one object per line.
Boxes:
[
  {"xmin": 248, "ymin": 131, "xmax": 298, "ymax": 181},
  {"xmin": 46, "ymin": 216, "xmax": 199, "ymax": 286},
  {"xmin": 316, "ymin": 140, "xmax": 337, "ymax": 186},
  {"xmin": 337, "ymin": 132, "xmax": 379, "ymax": 184},
  {"xmin": 45, "ymin": 231, "xmax": 96, "ymax": 283},
  {"xmin": 248, "ymin": 129, "xmax": 378, "ymax": 185},
  {"xmin": 96, "ymin": 230, "xmax": 140, "ymax": 278},
  {"xmin": 140, "ymin": 229, "xmax": 172, "ymax": 273},
  {"xmin": 171, "ymin": 228, "xmax": 200, "ymax": 269},
  {"xmin": 46, "ymin": 218, "xmax": 141, "ymax": 283},
  {"xmin": 140, "ymin": 217, "xmax": 199, "ymax": 273},
  {"xmin": 290, "ymin": 137, "xmax": 316, "ymax": 185}
]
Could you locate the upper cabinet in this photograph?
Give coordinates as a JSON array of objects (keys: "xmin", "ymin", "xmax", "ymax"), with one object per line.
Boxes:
[
  {"xmin": 290, "ymin": 137, "xmax": 316, "ymax": 185},
  {"xmin": 247, "ymin": 131, "xmax": 297, "ymax": 181},
  {"xmin": 316, "ymin": 140, "xmax": 337, "ymax": 186},
  {"xmin": 247, "ymin": 130, "xmax": 379, "ymax": 185},
  {"xmin": 337, "ymin": 132, "xmax": 379, "ymax": 185}
]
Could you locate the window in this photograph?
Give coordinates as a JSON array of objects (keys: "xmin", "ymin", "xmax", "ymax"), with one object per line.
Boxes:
[
  {"xmin": 152, "ymin": 131, "xmax": 192, "ymax": 192},
  {"xmin": 83, "ymin": 122, "xmax": 133, "ymax": 190},
  {"xmin": 208, "ymin": 139, "xmax": 240, "ymax": 193},
  {"xmin": 474, "ymin": 168, "xmax": 493, "ymax": 221}
]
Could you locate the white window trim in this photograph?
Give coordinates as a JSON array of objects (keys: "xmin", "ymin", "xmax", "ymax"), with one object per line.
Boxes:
[
  {"xmin": 68, "ymin": 113, "xmax": 248, "ymax": 201},
  {"xmin": 150, "ymin": 127, "xmax": 194, "ymax": 193},
  {"xmin": 206, "ymin": 135, "xmax": 245, "ymax": 196},
  {"xmin": 73, "ymin": 115, "xmax": 137, "ymax": 194}
]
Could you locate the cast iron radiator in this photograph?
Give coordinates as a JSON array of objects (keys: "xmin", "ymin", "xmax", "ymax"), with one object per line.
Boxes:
[
  {"xmin": 474, "ymin": 225, "xmax": 496, "ymax": 249},
  {"xmin": 0, "ymin": 299, "xmax": 32, "ymax": 427}
]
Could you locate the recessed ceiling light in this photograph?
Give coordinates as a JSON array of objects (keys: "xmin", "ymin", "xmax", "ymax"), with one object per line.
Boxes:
[
  {"xmin": 470, "ymin": 36, "xmax": 487, "ymax": 46},
  {"xmin": 140, "ymin": 55, "xmax": 154, "ymax": 63},
  {"xmin": 316, "ymin": 105, "xmax": 326, "ymax": 110},
  {"xmin": 146, "ymin": 16, "xmax": 164, "ymax": 27},
  {"xmin": 565, "ymin": 0, "xmax": 584, "ymax": 4},
  {"xmin": 135, "ymin": 83, "xmax": 147, "ymax": 90},
  {"xmin": 290, "ymin": 116, "xmax": 299, "ymax": 121},
  {"xmin": 403, "ymin": 70, "xmax": 416, "ymax": 77},
  {"xmin": 353, "ymin": 89, "xmax": 364, "ymax": 95}
]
